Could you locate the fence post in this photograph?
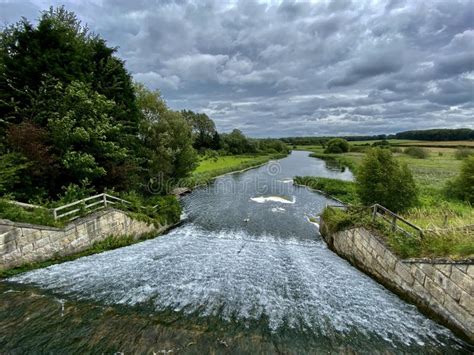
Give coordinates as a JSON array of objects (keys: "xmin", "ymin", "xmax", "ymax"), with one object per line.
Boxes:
[
  {"xmin": 103, "ymin": 194, "xmax": 107, "ymax": 208},
  {"xmin": 372, "ymin": 205, "xmax": 377, "ymax": 221},
  {"xmin": 391, "ymin": 215, "xmax": 397, "ymax": 232},
  {"xmin": 53, "ymin": 209, "xmax": 57, "ymax": 221}
]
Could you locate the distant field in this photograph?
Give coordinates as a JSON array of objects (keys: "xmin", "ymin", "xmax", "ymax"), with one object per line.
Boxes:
[
  {"xmin": 348, "ymin": 139, "xmax": 474, "ymax": 147},
  {"xmin": 194, "ymin": 155, "xmax": 255, "ymax": 174},
  {"xmin": 294, "ymin": 144, "xmax": 473, "ymax": 229}
]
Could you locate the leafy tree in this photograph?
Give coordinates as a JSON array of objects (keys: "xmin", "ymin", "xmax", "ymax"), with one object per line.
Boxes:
[
  {"xmin": 181, "ymin": 110, "xmax": 216, "ymax": 150},
  {"xmin": 136, "ymin": 86, "xmax": 197, "ymax": 192},
  {"xmin": 324, "ymin": 138, "xmax": 350, "ymax": 154},
  {"xmin": 356, "ymin": 148, "xmax": 418, "ymax": 212},
  {"xmin": 221, "ymin": 129, "xmax": 255, "ymax": 154},
  {"xmin": 0, "ymin": 153, "xmax": 29, "ymax": 196},
  {"xmin": 211, "ymin": 131, "xmax": 222, "ymax": 150},
  {"xmin": 0, "ymin": 6, "xmax": 140, "ymax": 141}
]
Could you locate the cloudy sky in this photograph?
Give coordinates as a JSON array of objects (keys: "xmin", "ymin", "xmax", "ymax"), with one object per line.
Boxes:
[{"xmin": 1, "ymin": 0, "xmax": 473, "ymax": 137}]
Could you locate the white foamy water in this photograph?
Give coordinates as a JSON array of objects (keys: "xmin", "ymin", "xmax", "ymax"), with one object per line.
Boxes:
[
  {"xmin": 271, "ymin": 207, "xmax": 286, "ymax": 213},
  {"xmin": 10, "ymin": 223, "xmax": 453, "ymax": 346},
  {"xmin": 250, "ymin": 195, "xmax": 295, "ymax": 204}
]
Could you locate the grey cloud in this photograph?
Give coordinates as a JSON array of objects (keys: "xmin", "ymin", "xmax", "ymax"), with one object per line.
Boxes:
[{"xmin": 2, "ymin": 0, "xmax": 473, "ymax": 137}]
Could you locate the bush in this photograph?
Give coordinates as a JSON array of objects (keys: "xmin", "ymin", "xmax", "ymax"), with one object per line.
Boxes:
[
  {"xmin": 454, "ymin": 148, "xmax": 473, "ymax": 160},
  {"xmin": 449, "ymin": 156, "xmax": 474, "ymax": 203},
  {"xmin": 324, "ymin": 138, "xmax": 349, "ymax": 154},
  {"xmin": 390, "ymin": 147, "xmax": 402, "ymax": 154},
  {"xmin": 371, "ymin": 140, "xmax": 390, "ymax": 147},
  {"xmin": 320, "ymin": 207, "xmax": 356, "ymax": 234},
  {"xmin": 404, "ymin": 146, "xmax": 428, "ymax": 159},
  {"xmin": 349, "ymin": 145, "xmax": 368, "ymax": 153},
  {"xmin": 356, "ymin": 148, "xmax": 418, "ymax": 212}
]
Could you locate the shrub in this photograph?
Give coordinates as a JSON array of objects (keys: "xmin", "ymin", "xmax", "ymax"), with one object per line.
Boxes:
[
  {"xmin": 454, "ymin": 148, "xmax": 473, "ymax": 160},
  {"xmin": 356, "ymin": 148, "xmax": 418, "ymax": 212},
  {"xmin": 404, "ymin": 146, "xmax": 428, "ymax": 159},
  {"xmin": 324, "ymin": 138, "xmax": 349, "ymax": 154},
  {"xmin": 349, "ymin": 145, "xmax": 368, "ymax": 153},
  {"xmin": 449, "ymin": 156, "xmax": 474, "ymax": 203},
  {"xmin": 371, "ymin": 140, "xmax": 390, "ymax": 147},
  {"xmin": 390, "ymin": 147, "xmax": 402, "ymax": 154}
]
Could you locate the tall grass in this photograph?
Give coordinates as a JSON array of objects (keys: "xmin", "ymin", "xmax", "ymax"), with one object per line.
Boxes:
[{"xmin": 294, "ymin": 176, "xmax": 358, "ymax": 204}]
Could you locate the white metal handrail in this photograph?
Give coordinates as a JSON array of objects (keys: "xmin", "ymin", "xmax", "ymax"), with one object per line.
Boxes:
[{"xmin": 52, "ymin": 193, "xmax": 131, "ymax": 221}]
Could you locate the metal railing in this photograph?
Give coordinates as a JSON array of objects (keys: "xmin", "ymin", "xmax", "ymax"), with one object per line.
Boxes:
[
  {"xmin": 52, "ymin": 193, "xmax": 131, "ymax": 221},
  {"xmin": 371, "ymin": 203, "xmax": 423, "ymax": 238}
]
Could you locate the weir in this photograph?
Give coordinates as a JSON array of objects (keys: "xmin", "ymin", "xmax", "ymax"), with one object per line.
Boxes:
[{"xmin": 2, "ymin": 151, "xmax": 471, "ymax": 352}]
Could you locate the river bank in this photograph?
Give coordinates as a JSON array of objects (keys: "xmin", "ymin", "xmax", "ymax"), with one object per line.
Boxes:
[{"xmin": 319, "ymin": 220, "xmax": 474, "ymax": 343}]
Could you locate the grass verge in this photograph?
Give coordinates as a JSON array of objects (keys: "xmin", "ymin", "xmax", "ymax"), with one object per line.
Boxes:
[
  {"xmin": 294, "ymin": 176, "xmax": 358, "ymax": 204},
  {"xmin": 321, "ymin": 206, "xmax": 474, "ymax": 260},
  {"xmin": 186, "ymin": 152, "xmax": 288, "ymax": 187}
]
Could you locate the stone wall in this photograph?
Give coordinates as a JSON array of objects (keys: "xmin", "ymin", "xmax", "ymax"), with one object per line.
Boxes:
[
  {"xmin": 320, "ymin": 220, "xmax": 473, "ymax": 342},
  {"xmin": 0, "ymin": 209, "xmax": 166, "ymax": 270}
]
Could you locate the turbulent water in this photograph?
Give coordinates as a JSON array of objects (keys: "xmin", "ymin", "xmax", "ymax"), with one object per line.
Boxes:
[{"xmin": 1, "ymin": 151, "xmax": 471, "ymax": 353}]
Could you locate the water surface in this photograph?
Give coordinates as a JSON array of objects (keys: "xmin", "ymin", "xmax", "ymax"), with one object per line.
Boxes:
[{"xmin": 1, "ymin": 151, "xmax": 470, "ymax": 353}]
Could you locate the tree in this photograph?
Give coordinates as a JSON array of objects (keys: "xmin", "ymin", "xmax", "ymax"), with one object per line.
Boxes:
[
  {"xmin": 0, "ymin": 6, "xmax": 140, "ymax": 141},
  {"xmin": 181, "ymin": 110, "xmax": 216, "ymax": 150},
  {"xmin": 221, "ymin": 129, "xmax": 255, "ymax": 154},
  {"xmin": 211, "ymin": 131, "xmax": 222, "ymax": 150},
  {"xmin": 356, "ymin": 148, "xmax": 418, "ymax": 212},
  {"xmin": 324, "ymin": 138, "xmax": 349, "ymax": 154},
  {"xmin": 136, "ymin": 86, "xmax": 197, "ymax": 192}
]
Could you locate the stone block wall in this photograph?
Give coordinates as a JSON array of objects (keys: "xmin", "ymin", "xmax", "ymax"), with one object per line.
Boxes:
[
  {"xmin": 320, "ymin": 221, "xmax": 473, "ymax": 342},
  {"xmin": 0, "ymin": 209, "xmax": 163, "ymax": 270}
]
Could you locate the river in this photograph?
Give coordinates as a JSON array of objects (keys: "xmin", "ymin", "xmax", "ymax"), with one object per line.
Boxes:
[{"xmin": 0, "ymin": 151, "xmax": 470, "ymax": 353}]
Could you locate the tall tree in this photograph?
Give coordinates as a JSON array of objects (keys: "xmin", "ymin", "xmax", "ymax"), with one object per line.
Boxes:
[
  {"xmin": 136, "ymin": 86, "xmax": 197, "ymax": 192},
  {"xmin": 181, "ymin": 110, "xmax": 216, "ymax": 150},
  {"xmin": 0, "ymin": 6, "xmax": 140, "ymax": 141}
]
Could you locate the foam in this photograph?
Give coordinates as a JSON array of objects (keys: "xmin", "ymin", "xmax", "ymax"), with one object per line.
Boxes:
[
  {"xmin": 250, "ymin": 195, "xmax": 295, "ymax": 204},
  {"xmin": 11, "ymin": 223, "xmax": 454, "ymax": 346}
]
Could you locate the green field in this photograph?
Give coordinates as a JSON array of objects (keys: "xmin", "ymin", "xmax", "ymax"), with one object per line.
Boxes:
[
  {"xmin": 293, "ymin": 143, "xmax": 473, "ymax": 230},
  {"xmin": 190, "ymin": 153, "xmax": 287, "ymax": 186}
]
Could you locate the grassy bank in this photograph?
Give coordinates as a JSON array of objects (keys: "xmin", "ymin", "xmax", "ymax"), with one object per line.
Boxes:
[
  {"xmin": 295, "ymin": 143, "xmax": 473, "ymax": 229},
  {"xmin": 321, "ymin": 206, "xmax": 474, "ymax": 260},
  {"xmin": 188, "ymin": 152, "xmax": 288, "ymax": 186},
  {"xmin": 294, "ymin": 176, "xmax": 357, "ymax": 204},
  {"xmin": 0, "ymin": 231, "xmax": 163, "ymax": 278},
  {"xmin": 0, "ymin": 194, "xmax": 181, "ymax": 228},
  {"xmin": 295, "ymin": 140, "xmax": 473, "ymax": 260}
]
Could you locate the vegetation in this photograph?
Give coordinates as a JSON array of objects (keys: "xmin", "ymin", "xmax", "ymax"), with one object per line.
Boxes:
[
  {"xmin": 281, "ymin": 128, "xmax": 474, "ymax": 146},
  {"xmin": 0, "ymin": 7, "xmax": 289, "ymax": 228},
  {"xmin": 454, "ymin": 148, "xmax": 474, "ymax": 160},
  {"xmin": 356, "ymin": 148, "xmax": 418, "ymax": 213},
  {"xmin": 189, "ymin": 153, "xmax": 287, "ymax": 186},
  {"xmin": 447, "ymin": 157, "xmax": 474, "ymax": 204},
  {"xmin": 297, "ymin": 141, "xmax": 472, "ymax": 259},
  {"xmin": 294, "ymin": 176, "xmax": 357, "ymax": 204},
  {"xmin": 404, "ymin": 146, "xmax": 429, "ymax": 159},
  {"xmin": 0, "ymin": 199, "xmax": 60, "ymax": 227},
  {"xmin": 324, "ymin": 138, "xmax": 349, "ymax": 154},
  {"xmin": 394, "ymin": 128, "xmax": 474, "ymax": 141},
  {"xmin": 321, "ymin": 206, "xmax": 473, "ymax": 260}
]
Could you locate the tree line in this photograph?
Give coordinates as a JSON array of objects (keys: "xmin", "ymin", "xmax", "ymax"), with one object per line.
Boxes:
[
  {"xmin": 0, "ymin": 7, "xmax": 287, "ymax": 202},
  {"xmin": 282, "ymin": 128, "xmax": 473, "ymax": 146}
]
